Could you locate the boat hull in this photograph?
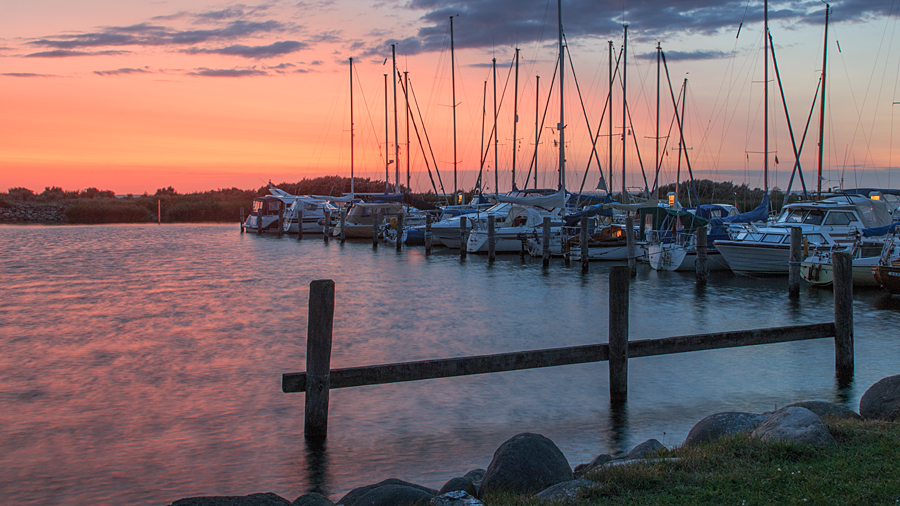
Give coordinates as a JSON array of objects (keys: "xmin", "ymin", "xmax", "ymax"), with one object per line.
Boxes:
[
  {"xmin": 647, "ymin": 243, "xmax": 730, "ymax": 271},
  {"xmin": 873, "ymin": 265, "xmax": 900, "ymax": 294}
]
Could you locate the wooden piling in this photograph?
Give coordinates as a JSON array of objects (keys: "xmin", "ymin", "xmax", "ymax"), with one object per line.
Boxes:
[
  {"xmin": 240, "ymin": 207, "xmax": 245, "ymax": 233},
  {"xmin": 339, "ymin": 208, "xmax": 346, "ymax": 244},
  {"xmin": 789, "ymin": 227, "xmax": 802, "ymax": 297},
  {"xmin": 425, "ymin": 214, "xmax": 433, "ymax": 255},
  {"xmin": 395, "ymin": 214, "xmax": 404, "ymax": 251},
  {"xmin": 542, "ymin": 217, "xmax": 551, "ymax": 267},
  {"xmin": 323, "ymin": 210, "xmax": 330, "ymax": 243},
  {"xmin": 695, "ymin": 227, "xmax": 708, "ymax": 285},
  {"xmin": 278, "ymin": 203, "xmax": 285, "ymax": 237},
  {"xmin": 257, "ymin": 204, "xmax": 262, "ymax": 236},
  {"xmin": 460, "ymin": 217, "xmax": 467, "ymax": 259},
  {"xmin": 304, "ymin": 279, "xmax": 335, "ymax": 438},
  {"xmin": 833, "ymin": 251, "xmax": 854, "ymax": 380},
  {"xmin": 609, "ymin": 265, "xmax": 629, "ymax": 402},
  {"xmin": 625, "ymin": 213, "xmax": 636, "ymax": 276},
  {"xmin": 297, "ymin": 209, "xmax": 303, "ymax": 240},
  {"xmin": 372, "ymin": 216, "xmax": 379, "ymax": 248},
  {"xmin": 487, "ymin": 215, "xmax": 496, "ymax": 262},
  {"xmin": 580, "ymin": 217, "xmax": 589, "ymax": 273}
]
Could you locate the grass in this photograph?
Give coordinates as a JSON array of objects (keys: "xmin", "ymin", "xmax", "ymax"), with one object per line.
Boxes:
[{"xmin": 483, "ymin": 418, "xmax": 900, "ymax": 506}]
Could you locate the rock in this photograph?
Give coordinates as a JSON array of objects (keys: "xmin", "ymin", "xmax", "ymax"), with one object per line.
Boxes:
[
  {"xmin": 170, "ymin": 493, "xmax": 292, "ymax": 506},
  {"xmin": 574, "ymin": 454, "xmax": 612, "ymax": 477},
  {"xmin": 438, "ymin": 477, "xmax": 477, "ymax": 497},
  {"xmin": 462, "ymin": 469, "xmax": 485, "ymax": 483},
  {"xmin": 750, "ymin": 407, "xmax": 835, "ymax": 446},
  {"xmin": 684, "ymin": 412, "xmax": 769, "ymax": 446},
  {"xmin": 479, "ymin": 433, "xmax": 574, "ymax": 497},
  {"xmin": 534, "ymin": 479, "xmax": 594, "ymax": 502},
  {"xmin": 785, "ymin": 401, "xmax": 861, "ymax": 420},
  {"xmin": 337, "ymin": 480, "xmax": 437, "ymax": 506},
  {"xmin": 429, "ymin": 491, "xmax": 484, "ymax": 506},
  {"xmin": 623, "ymin": 439, "xmax": 666, "ymax": 460},
  {"xmin": 859, "ymin": 375, "xmax": 900, "ymax": 422},
  {"xmin": 293, "ymin": 492, "xmax": 335, "ymax": 506}
]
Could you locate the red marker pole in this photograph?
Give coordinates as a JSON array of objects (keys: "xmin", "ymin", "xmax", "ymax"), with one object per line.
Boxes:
[{"xmin": 158, "ymin": 200, "xmax": 161, "ymax": 225}]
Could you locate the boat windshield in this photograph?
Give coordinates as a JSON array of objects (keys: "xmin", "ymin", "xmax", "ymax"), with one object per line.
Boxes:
[{"xmin": 803, "ymin": 233, "xmax": 827, "ymax": 245}]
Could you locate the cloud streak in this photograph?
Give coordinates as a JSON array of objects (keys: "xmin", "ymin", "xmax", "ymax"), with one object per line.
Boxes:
[
  {"xmin": 187, "ymin": 67, "xmax": 269, "ymax": 77},
  {"xmin": 93, "ymin": 67, "xmax": 151, "ymax": 76},
  {"xmin": 181, "ymin": 40, "xmax": 306, "ymax": 59},
  {"xmin": 25, "ymin": 49, "xmax": 130, "ymax": 58}
]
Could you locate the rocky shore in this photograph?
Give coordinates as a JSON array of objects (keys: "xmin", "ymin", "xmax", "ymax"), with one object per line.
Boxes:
[
  {"xmin": 168, "ymin": 374, "xmax": 900, "ymax": 506},
  {"xmin": 0, "ymin": 202, "xmax": 67, "ymax": 224}
]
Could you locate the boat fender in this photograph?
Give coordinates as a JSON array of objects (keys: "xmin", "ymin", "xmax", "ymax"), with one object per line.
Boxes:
[{"xmin": 390, "ymin": 217, "xmax": 398, "ymax": 229}]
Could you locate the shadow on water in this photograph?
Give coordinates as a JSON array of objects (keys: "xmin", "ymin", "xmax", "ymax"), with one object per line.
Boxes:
[
  {"xmin": 605, "ymin": 400, "xmax": 629, "ymax": 456},
  {"xmin": 303, "ymin": 436, "xmax": 330, "ymax": 497}
]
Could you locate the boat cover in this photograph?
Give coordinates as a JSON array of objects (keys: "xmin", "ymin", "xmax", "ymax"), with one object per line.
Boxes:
[
  {"xmin": 862, "ymin": 222, "xmax": 900, "ymax": 238},
  {"xmin": 496, "ymin": 190, "xmax": 567, "ymax": 208},
  {"xmin": 709, "ymin": 193, "xmax": 770, "ymax": 227}
]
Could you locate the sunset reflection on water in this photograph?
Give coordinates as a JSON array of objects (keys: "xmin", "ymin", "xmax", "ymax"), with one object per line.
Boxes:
[{"xmin": 2, "ymin": 223, "xmax": 899, "ymax": 505}]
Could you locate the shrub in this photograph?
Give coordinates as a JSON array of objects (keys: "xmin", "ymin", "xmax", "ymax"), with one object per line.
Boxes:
[{"xmin": 65, "ymin": 200, "xmax": 152, "ymax": 224}]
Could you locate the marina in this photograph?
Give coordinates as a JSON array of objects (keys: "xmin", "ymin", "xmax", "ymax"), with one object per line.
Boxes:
[{"xmin": 3, "ymin": 223, "xmax": 900, "ymax": 505}]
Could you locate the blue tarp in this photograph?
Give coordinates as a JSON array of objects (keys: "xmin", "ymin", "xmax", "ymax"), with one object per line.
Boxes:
[
  {"xmin": 862, "ymin": 222, "xmax": 900, "ymax": 238},
  {"xmin": 563, "ymin": 200, "xmax": 615, "ymax": 227},
  {"xmin": 709, "ymin": 193, "xmax": 770, "ymax": 227}
]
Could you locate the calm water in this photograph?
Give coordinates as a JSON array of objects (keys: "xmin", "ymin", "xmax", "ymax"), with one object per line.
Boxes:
[{"xmin": 2, "ymin": 223, "xmax": 899, "ymax": 505}]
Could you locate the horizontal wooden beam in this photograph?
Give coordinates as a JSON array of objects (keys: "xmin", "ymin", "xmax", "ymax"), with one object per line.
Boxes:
[{"xmin": 282, "ymin": 322, "xmax": 834, "ymax": 393}]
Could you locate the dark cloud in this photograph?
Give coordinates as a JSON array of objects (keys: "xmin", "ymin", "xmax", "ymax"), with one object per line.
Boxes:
[
  {"xmin": 636, "ymin": 49, "xmax": 732, "ymax": 61},
  {"xmin": 187, "ymin": 67, "xmax": 269, "ymax": 77},
  {"xmin": 2, "ymin": 72, "xmax": 56, "ymax": 77},
  {"xmin": 268, "ymin": 62, "xmax": 296, "ymax": 69},
  {"xmin": 25, "ymin": 49, "xmax": 130, "ymax": 58},
  {"xmin": 181, "ymin": 40, "xmax": 305, "ymax": 58},
  {"xmin": 93, "ymin": 67, "xmax": 151, "ymax": 76}
]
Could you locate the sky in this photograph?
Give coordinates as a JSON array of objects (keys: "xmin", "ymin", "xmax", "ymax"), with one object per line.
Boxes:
[{"xmin": 2, "ymin": 0, "xmax": 900, "ymax": 196}]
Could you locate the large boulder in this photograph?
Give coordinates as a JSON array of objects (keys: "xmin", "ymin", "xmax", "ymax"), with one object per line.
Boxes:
[
  {"xmin": 338, "ymin": 479, "xmax": 437, "ymax": 506},
  {"xmin": 479, "ymin": 433, "xmax": 574, "ymax": 497},
  {"xmin": 784, "ymin": 401, "xmax": 860, "ymax": 420},
  {"xmin": 750, "ymin": 407, "xmax": 835, "ymax": 447},
  {"xmin": 293, "ymin": 492, "xmax": 335, "ymax": 506},
  {"xmin": 171, "ymin": 493, "xmax": 292, "ymax": 506},
  {"xmin": 534, "ymin": 479, "xmax": 595, "ymax": 502},
  {"xmin": 429, "ymin": 491, "xmax": 484, "ymax": 506},
  {"xmin": 860, "ymin": 375, "xmax": 900, "ymax": 421},
  {"xmin": 623, "ymin": 439, "xmax": 666, "ymax": 460},
  {"xmin": 684, "ymin": 412, "xmax": 769, "ymax": 446}
]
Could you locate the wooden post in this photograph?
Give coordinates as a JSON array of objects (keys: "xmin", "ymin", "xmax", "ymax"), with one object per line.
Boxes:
[
  {"xmin": 373, "ymin": 215, "xmax": 379, "ymax": 248},
  {"xmin": 833, "ymin": 251, "xmax": 854, "ymax": 381},
  {"xmin": 609, "ymin": 265, "xmax": 629, "ymax": 402},
  {"xmin": 304, "ymin": 279, "xmax": 335, "ymax": 439},
  {"xmin": 278, "ymin": 202, "xmax": 285, "ymax": 237},
  {"xmin": 789, "ymin": 227, "xmax": 802, "ymax": 297},
  {"xmin": 395, "ymin": 214, "xmax": 404, "ymax": 251},
  {"xmin": 460, "ymin": 216, "xmax": 467, "ymax": 259},
  {"xmin": 323, "ymin": 210, "xmax": 330, "ymax": 243},
  {"xmin": 257, "ymin": 203, "xmax": 263, "ymax": 236},
  {"xmin": 240, "ymin": 207, "xmax": 245, "ymax": 233},
  {"xmin": 581, "ymin": 216, "xmax": 589, "ymax": 273},
  {"xmin": 487, "ymin": 215, "xmax": 496, "ymax": 262},
  {"xmin": 542, "ymin": 217, "xmax": 551, "ymax": 267},
  {"xmin": 625, "ymin": 212, "xmax": 636, "ymax": 276},
  {"xmin": 297, "ymin": 208, "xmax": 303, "ymax": 241},
  {"xmin": 695, "ymin": 227, "xmax": 708, "ymax": 285},
  {"xmin": 339, "ymin": 208, "xmax": 346, "ymax": 244},
  {"xmin": 425, "ymin": 214, "xmax": 433, "ymax": 255}
]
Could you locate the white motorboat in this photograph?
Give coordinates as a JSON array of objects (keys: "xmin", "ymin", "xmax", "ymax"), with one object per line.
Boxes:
[
  {"xmin": 465, "ymin": 191, "xmax": 567, "ymax": 254},
  {"xmin": 332, "ymin": 202, "xmax": 405, "ymax": 239}
]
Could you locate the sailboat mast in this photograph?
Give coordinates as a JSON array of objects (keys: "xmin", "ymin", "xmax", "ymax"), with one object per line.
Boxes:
[
  {"xmin": 405, "ymin": 70, "xmax": 410, "ymax": 193},
  {"xmin": 622, "ymin": 25, "xmax": 628, "ymax": 203},
  {"xmin": 384, "ymin": 73, "xmax": 389, "ymax": 193},
  {"xmin": 350, "ymin": 58, "xmax": 355, "ymax": 199},
  {"xmin": 764, "ymin": 0, "xmax": 769, "ymax": 193},
  {"xmin": 558, "ymin": 0, "xmax": 565, "ymax": 192},
  {"xmin": 450, "ymin": 16, "xmax": 458, "ymax": 198},
  {"xmin": 493, "ymin": 58, "xmax": 499, "ymax": 196},
  {"xmin": 392, "ymin": 44, "xmax": 400, "ymax": 193},
  {"xmin": 817, "ymin": 3, "xmax": 830, "ymax": 199},
  {"xmin": 513, "ymin": 47, "xmax": 519, "ymax": 190},
  {"xmin": 535, "ymin": 75, "xmax": 539, "ymax": 189},
  {"xmin": 656, "ymin": 42, "xmax": 661, "ymax": 193},
  {"xmin": 608, "ymin": 40, "xmax": 614, "ymax": 195}
]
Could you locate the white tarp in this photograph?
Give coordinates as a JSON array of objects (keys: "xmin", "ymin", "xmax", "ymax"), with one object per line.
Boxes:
[
  {"xmin": 601, "ymin": 198, "xmax": 660, "ymax": 212},
  {"xmin": 495, "ymin": 190, "xmax": 567, "ymax": 208}
]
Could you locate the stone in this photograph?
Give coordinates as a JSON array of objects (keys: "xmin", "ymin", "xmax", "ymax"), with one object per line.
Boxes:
[
  {"xmin": 623, "ymin": 439, "xmax": 666, "ymax": 460},
  {"xmin": 784, "ymin": 401, "xmax": 861, "ymax": 420},
  {"xmin": 438, "ymin": 477, "xmax": 478, "ymax": 497},
  {"xmin": 170, "ymin": 492, "xmax": 292, "ymax": 506},
  {"xmin": 293, "ymin": 492, "xmax": 335, "ymax": 506},
  {"xmin": 337, "ymin": 480, "xmax": 437, "ymax": 506},
  {"xmin": 429, "ymin": 491, "xmax": 484, "ymax": 506},
  {"xmin": 479, "ymin": 433, "xmax": 574, "ymax": 497},
  {"xmin": 534, "ymin": 479, "xmax": 595, "ymax": 502},
  {"xmin": 750, "ymin": 407, "xmax": 835, "ymax": 447},
  {"xmin": 684, "ymin": 412, "xmax": 769, "ymax": 446},
  {"xmin": 859, "ymin": 375, "xmax": 900, "ymax": 422}
]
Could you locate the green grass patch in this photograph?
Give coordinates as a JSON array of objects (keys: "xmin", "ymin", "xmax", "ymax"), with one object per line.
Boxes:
[{"xmin": 483, "ymin": 419, "xmax": 900, "ymax": 506}]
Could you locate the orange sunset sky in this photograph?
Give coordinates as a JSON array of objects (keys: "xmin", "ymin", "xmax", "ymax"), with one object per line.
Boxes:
[{"xmin": 2, "ymin": 0, "xmax": 900, "ymax": 195}]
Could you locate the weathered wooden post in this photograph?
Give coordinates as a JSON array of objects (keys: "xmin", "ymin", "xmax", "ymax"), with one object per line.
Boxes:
[
  {"xmin": 487, "ymin": 215, "xmax": 496, "ymax": 262},
  {"xmin": 425, "ymin": 214, "xmax": 433, "ymax": 255},
  {"xmin": 580, "ymin": 216, "xmax": 589, "ymax": 273},
  {"xmin": 460, "ymin": 216, "xmax": 467, "ymax": 259},
  {"xmin": 278, "ymin": 202, "xmax": 285, "ymax": 237},
  {"xmin": 372, "ymin": 216, "xmax": 379, "ymax": 248},
  {"xmin": 339, "ymin": 208, "xmax": 347, "ymax": 244},
  {"xmin": 625, "ymin": 212, "xmax": 636, "ymax": 276},
  {"xmin": 609, "ymin": 265, "xmax": 630, "ymax": 402},
  {"xmin": 240, "ymin": 207, "xmax": 245, "ymax": 233},
  {"xmin": 323, "ymin": 210, "xmax": 330, "ymax": 243},
  {"xmin": 304, "ymin": 279, "xmax": 335, "ymax": 439},
  {"xmin": 695, "ymin": 226, "xmax": 708, "ymax": 285},
  {"xmin": 297, "ymin": 208, "xmax": 303, "ymax": 241},
  {"xmin": 542, "ymin": 217, "xmax": 551, "ymax": 267},
  {"xmin": 789, "ymin": 227, "xmax": 802, "ymax": 297},
  {"xmin": 257, "ymin": 203, "xmax": 263, "ymax": 236},
  {"xmin": 833, "ymin": 251, "xmax": 854, "ymax": 381},
  {"xmin": 395, "ymin": 214, "xmax": 404, "ymax": 251}
]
